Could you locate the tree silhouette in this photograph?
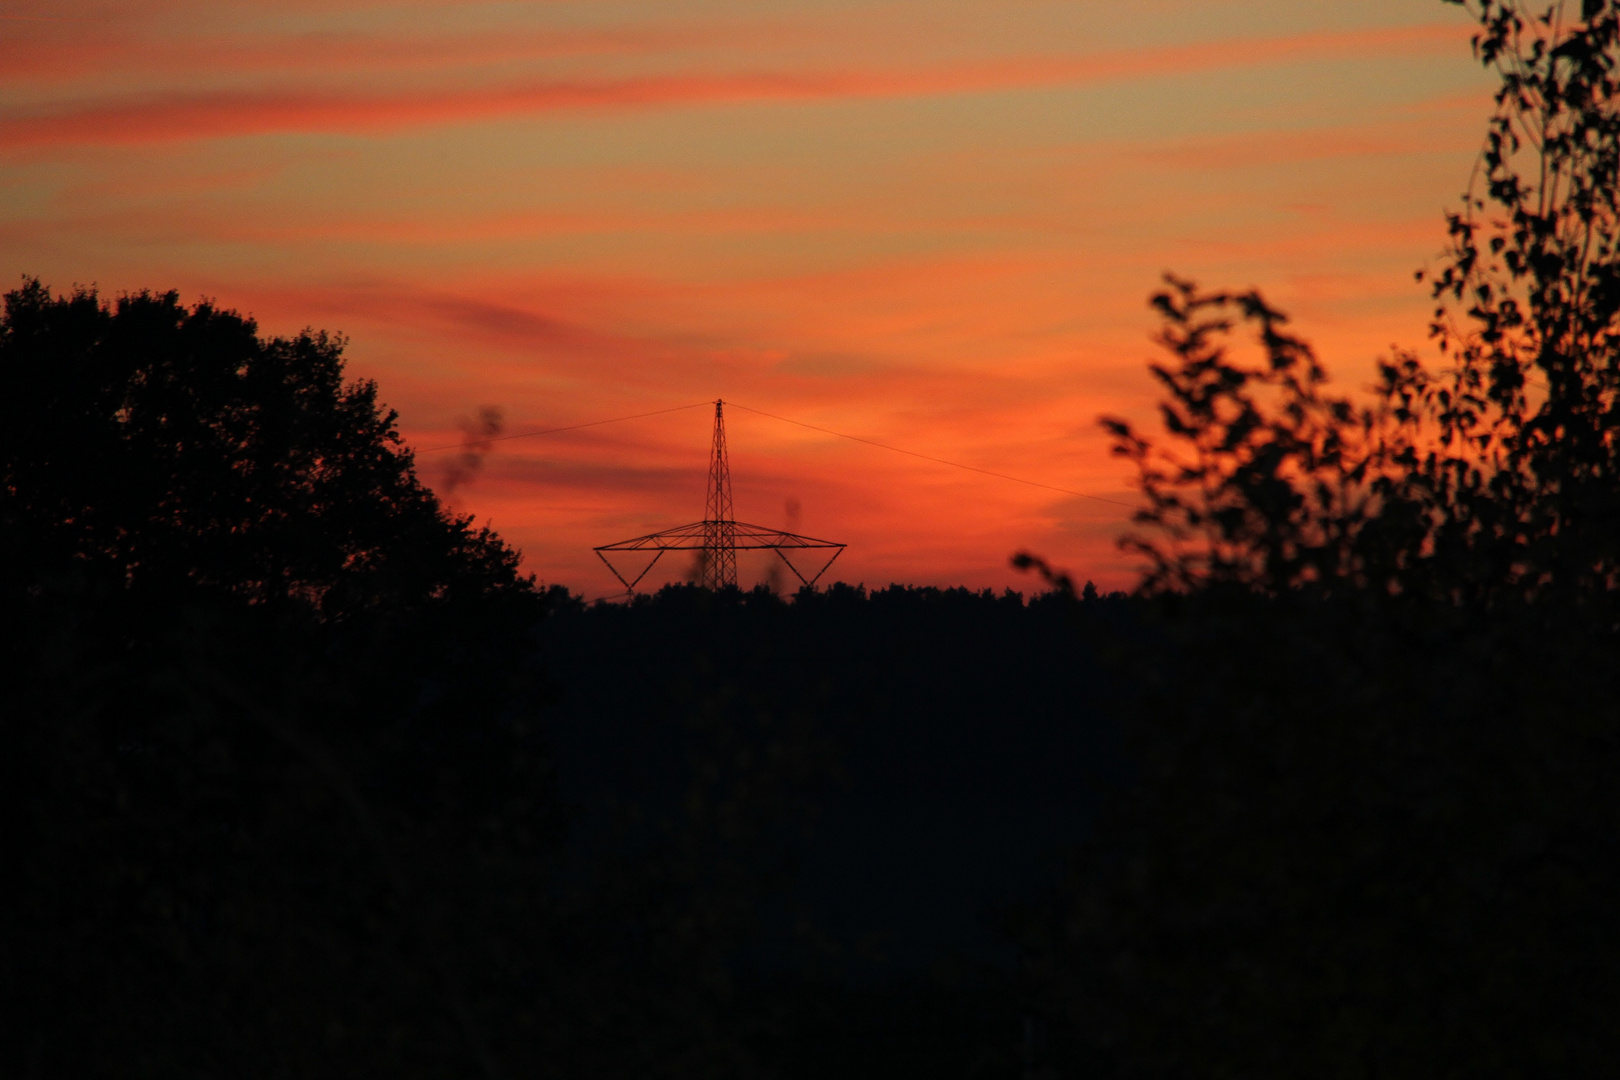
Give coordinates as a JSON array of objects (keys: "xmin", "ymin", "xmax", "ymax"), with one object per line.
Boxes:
[
  {"xmin": 0, "ymin": 279, "xmax": 527, "ymax": 609},
  {"xmin": 1100, "ymin": 277, "xmax": 1386, "ymax": 593},
  {"xmin": 1411, "ymin": 0, "xmax": 1620, "ymax": 596},
  {"xmin": 1, "ymin": 281, "xmax": 555, "ymax": 1079},
  {"xmin": 1104, "ymin": 2, "xmax": 1620, "ymax": 602},
  {"xmin": 1016, "ymin": 4, "xmax": 1620, "ymax": 1075}
]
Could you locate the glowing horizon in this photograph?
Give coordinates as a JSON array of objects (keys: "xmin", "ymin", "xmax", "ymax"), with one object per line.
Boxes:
[{"xmin": 1, "ymin": 1, "xmax": 1492, "ymax": 597}]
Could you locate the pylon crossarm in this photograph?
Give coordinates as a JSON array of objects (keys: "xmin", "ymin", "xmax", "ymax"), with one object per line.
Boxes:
[
  {"xmin": 805, "ymin": 544, "xmax": 843, "ymax": 585},
  {"xmin": 731, "ymin": 540, "xmax": 843, "ymax": 550},
  {"xmin": 595, "ymin": 521, "xmax": 843, "ymax": 551},
  {"xmin": 592, "ymin": 399, "xmax": 847, "ymax": 591},
  {"xmin": 774, "ymin": 542, "xmax": 845, "ymax": 586},
  {"xmin": 594, "ymin": 522, "xmax": 709, "ymax": 551},
  {"xmin": 722, "ymin": 522, "xmax": 845, "ymax": 549},
  {"xmin": 595, "ymin": 546, "xmax": 667, "ymax": 591},
  {"xmin": 771, "ymin": 547, "xmax": 811, "ymax": 586},
  {"xmin": 594, "ymin": 548, "xmax": 633, "ymax": 590}
]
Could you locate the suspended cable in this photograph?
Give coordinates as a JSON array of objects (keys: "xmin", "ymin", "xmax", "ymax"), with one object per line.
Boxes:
[
  {"xmin": 726, "ymin": 399, "xmax": 1138, "ymax": 510},
  {"xmin": 418, "ymin": 394, "xmax": 1135, "ymax": 511},
  {"xmin": 414, "ymin": 399, "xmax": 715, "ymax": 454}
]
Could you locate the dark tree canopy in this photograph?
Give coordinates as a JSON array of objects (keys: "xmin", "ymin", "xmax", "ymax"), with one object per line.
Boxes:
[
  {"xmin": 0, "ymin": 278, "xmax": 528, "ymax": 612},
  {"xmin": 1, "ymin": 280, "xmax": 557, "ymax": 1080}
]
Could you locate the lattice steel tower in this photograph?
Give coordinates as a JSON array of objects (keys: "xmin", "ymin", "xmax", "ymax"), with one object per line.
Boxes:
[
  {"xmin": 595, "ymin": 399, "xmax": 845, "ymax": 593},
  {"xmin": 700, "ymin": 399, "xmax": 738, "ymax": 589}
]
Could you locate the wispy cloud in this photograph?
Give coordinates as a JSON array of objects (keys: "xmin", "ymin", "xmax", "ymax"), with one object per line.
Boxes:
[
  {"xmin": 0, "ymin": 21, "xmax": 799, "ymax": 85},
  {"xmin": 0, "ymin": 23, "xmax": 1466, "ymax": 149},
  {"xmin": 1136, "ymin": 123, "xmax": 1476, "ymax": 171},
  {"xmin": 0, "ymin": 4, "xmax": 1481, "ymax": 591}
]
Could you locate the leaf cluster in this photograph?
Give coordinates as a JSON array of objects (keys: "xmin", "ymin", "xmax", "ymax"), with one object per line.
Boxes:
[
  {"xmin": 1107, "ymin": 0, "xmax": 1620, "ymax": 603},
  {"xmin": 1020, "ymin": 6, "xmax": 1620, "ymax": 1076}
]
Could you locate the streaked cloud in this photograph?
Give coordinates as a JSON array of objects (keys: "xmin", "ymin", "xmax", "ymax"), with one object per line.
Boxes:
[
  {"xmin": 2, "ymin": 23, "xmax": 1465, "ymax": 149},
  {"xmin": 0, "ymin": 1, "xmax": 1489, "ymax": 591}
]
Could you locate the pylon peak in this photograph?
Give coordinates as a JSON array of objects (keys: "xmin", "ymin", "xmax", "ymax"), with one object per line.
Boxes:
[{"xmin": 595, "ymin": 398, "xmax": 845, "ymax": 593}]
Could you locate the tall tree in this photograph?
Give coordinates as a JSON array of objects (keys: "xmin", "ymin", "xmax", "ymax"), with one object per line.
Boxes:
[{"xmin": 1, "ymin": 282, "xmax": 554, "ymax": 1080}]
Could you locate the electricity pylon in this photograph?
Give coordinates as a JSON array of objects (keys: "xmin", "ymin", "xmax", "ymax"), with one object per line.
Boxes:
[
  {"xmin": 595, "ymin": 399, "xmax": 845, "ymax": 593},
  {"xmin": 701, "ymin": 394, "xmax": 736, "ymax": 589}
]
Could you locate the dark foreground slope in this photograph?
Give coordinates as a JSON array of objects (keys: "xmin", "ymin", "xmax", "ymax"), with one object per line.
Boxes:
[
  {"xmin": 533, "ymin": 582, "xmax": 1126, "ymax": 1078},
  {"xmin": 1016, "ymin": 589, "xmax": 1620, "ymax": 1079},
  {"xmin": 534, "ymin": 583, "xmax": 1620, "ymax": 1079},
  {"xmin": 1, "ymin": 281, "xmax": 554, "ymax": 1080},
  {"xmin": 0, "ymin": 276, "xmax": 1138, "ymax": 1079}
]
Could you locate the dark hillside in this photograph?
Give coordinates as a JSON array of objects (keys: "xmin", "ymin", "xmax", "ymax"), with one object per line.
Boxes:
[{"xmin": 533, "ymin": 583, "xmax": 1126, "ymax": 1075}]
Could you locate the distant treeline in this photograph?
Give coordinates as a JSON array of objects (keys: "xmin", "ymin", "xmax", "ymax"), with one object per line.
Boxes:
[
  {"xmin": 534, "ymin": 578, "xmax": 1619, "ymax": 1078},
  {"xmin": 0, "ymin": 276, "xmax": 1109, "ymax": 1078}
]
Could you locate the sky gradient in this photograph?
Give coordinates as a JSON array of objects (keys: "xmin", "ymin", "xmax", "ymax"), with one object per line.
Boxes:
[{"xmin": 2, "ymin": 0, "xmax": 1493, "ymax": 596}]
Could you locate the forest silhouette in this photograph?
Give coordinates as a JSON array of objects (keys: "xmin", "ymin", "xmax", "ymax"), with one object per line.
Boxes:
[{"xmin": 5, "ymin": 2, "xmax": 1619, "ymax": 1077}]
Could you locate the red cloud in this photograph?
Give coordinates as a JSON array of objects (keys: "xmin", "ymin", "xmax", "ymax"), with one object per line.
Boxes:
[
  {"xmin": 0, "ymin": 23, "xmax": 1467, "ymax": 150},
  {"xmin": 0, "ymin": 21, "xmax": 803, "ymax": 85}
]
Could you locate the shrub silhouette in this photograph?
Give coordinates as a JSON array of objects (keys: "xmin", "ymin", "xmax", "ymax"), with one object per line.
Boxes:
[
  {"xmin": 1017, "ymin": 5, "xmax": 1620, "ymax": 1076},
  {"xmin": 1104, "ymin": 0, "xmax": 1620, "ymax": 602}
]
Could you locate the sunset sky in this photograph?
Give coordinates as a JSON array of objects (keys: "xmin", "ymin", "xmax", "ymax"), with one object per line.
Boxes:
[{"xmin": 2, "ymin": 0, "xmax": 1493, "ymax": 596}]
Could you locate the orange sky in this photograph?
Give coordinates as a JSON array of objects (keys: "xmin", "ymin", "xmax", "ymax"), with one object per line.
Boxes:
[{"xmin": 1, "ymin": 0, "xmax": 1492, "ymax": 596}]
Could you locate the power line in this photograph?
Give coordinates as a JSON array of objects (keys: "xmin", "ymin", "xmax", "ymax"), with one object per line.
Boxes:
[
  {"xmin": 417, "ymin": 394, "xmax": 1137, "ymax": 511},
  {"xmin": 414, "ymin": 399, "xmax": 715, "ymax": 454},
  {"xmin": 725, "ymin": 400, "xmax": 1138, "ymax": 510}
]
